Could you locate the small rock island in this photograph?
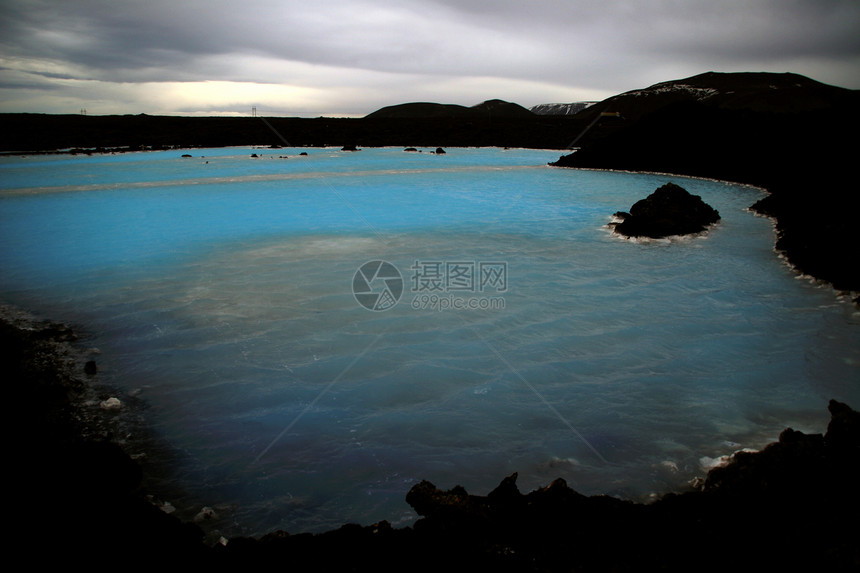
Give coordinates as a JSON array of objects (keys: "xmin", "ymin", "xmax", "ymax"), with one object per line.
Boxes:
[{"xmin": 611, "ymin": 182, "xmax": 720, "ymax": 238}]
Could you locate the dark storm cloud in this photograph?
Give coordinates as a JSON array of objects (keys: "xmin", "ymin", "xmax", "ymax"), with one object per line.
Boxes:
[
  {"xmin": 1, "ymin": 0, "xmax": 858, "ymax": 115},
  {"xmin": 3, "ymin": 0, "xmax": 458, "ymax": 80}
]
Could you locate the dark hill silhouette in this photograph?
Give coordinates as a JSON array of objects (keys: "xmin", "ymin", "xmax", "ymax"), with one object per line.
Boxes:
[
  {"xmin": 364, "ymin": 102, "xmax": 474, "ymax": 119},
  {"xmin": 556, "ymin": 71, "xmax": 859, "ymax": 149},
  {"xmin": 0, "ymin": 101, "xmax": 573, "ymax": 152},
  {"xmin": 468, "ymin": 99, "xmax": 535, "ymax": 118},
  {"xmin": 365, "ymin": 99, "xmax": 534, "ymax": 119},
  {"xmin": 576, "ymin": 71, "xmax": 856, "ymax": 123}
]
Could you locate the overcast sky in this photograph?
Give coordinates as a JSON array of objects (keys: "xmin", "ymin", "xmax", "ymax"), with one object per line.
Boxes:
[{"xmin": 2, "ymin": 0, "xmax": 859, "ymax": 117}]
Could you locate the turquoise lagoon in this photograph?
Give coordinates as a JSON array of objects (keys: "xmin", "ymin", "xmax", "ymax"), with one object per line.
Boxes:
[{"xmin": 1, "ymin": 146, "xmax": 857, "ymax": 537}]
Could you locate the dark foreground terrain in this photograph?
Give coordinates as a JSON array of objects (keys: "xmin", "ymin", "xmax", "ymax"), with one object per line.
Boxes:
[{"xmin": 7, "ymin": 307, "xmax": 859, "ymax": 571}]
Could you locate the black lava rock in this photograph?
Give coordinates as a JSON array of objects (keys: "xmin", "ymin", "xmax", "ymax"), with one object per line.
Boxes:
[{"xmin": 611, "ymin": 182, "xmax": 720, "ymax": 238}]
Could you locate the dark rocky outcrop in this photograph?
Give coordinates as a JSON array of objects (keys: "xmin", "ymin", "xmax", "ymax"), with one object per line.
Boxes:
[
  {"xmin": 550, "ymin": 72, "xmax": 860, "ymax": 292},
  {"xmin": 611, "ymin": 182, "xmax": 720, "ymax": 238}
]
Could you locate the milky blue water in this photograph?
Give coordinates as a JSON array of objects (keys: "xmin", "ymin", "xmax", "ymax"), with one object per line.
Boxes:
[{"xmin": 1, "ymin": 146, "xmax": 858, "ymax": 537}]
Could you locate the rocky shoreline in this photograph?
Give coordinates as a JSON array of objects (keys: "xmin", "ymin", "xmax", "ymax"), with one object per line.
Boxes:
[
  {"xmin": 5, "ymin": 306, "xmax": 210, "ymax": 565},
  {"xmin": 549, "ymin": 96, "xmax": 860, "ymax": 297},
  {"xmin": 0, "ymin": 111, "xmax": 583, "ymax": 153},
  {"xmin": 6, "ymin": 306, "xmax": 858, "ymax": 570}
]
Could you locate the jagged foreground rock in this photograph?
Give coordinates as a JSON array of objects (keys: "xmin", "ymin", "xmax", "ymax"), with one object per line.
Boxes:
[{"xmin": 217, "ymin": 400, "xmax": 859, "ymax": 571}]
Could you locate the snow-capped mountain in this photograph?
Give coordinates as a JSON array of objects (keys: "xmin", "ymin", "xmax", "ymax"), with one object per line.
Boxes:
[{"xmin": 529, "ymin": 102, "xmax": 598, "ymax": 115}]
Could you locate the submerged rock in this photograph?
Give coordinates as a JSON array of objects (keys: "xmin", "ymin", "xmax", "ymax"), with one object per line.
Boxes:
[
  {"xmin": 99, "ymin": 396, "xmax": 122, "ymax": 410},
  {"xmin": 611, "ymin": 182, "xmax": 720, "ymax": 238},
  {"xmin": 193, "ymin": 507, "xmax": 218, "ymax": 523}
]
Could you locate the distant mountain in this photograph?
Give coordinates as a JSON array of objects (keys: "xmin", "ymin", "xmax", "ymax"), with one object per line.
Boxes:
[
  {"xmin": 530, "ymin": 102, "xmax": 598, "ymax": 115},
  {"xmin": 575, "ymin": 71, "xmax": 857, "ymax": 123},
  {"xmin": 549, "ymin": 70, "xmax": 859, "ymax": 154},
  {"xmin": 553, "ymin": 70, "xmax": 859, "ymax": 168},
  {"xmin": 470, "ymin": 99, "xmax": 535, "ymax": 118},
  {"xmin": 363, "ymin": 102, "xmax": 472, "ymax": 119},
  {"xmin": 365, "ymin": 99, "xmax": 534, "ymax": 119}
]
